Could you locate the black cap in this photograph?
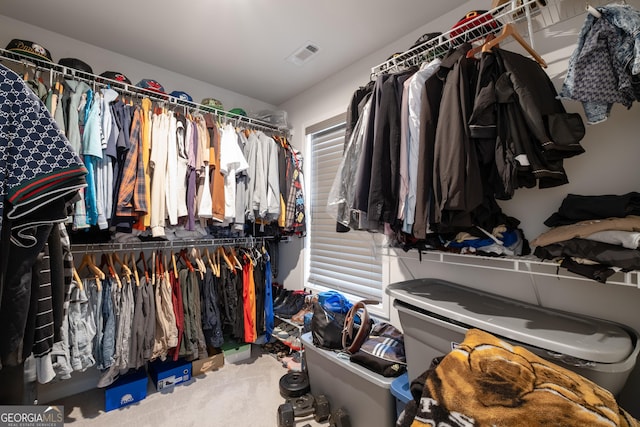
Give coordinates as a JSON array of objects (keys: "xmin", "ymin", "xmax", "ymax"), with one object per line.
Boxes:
[
  {"xmin": 6, "ymin": 38, "xmax": 52, "ymax": 62},
  {"xmin": 59, "ymin": 57, "xmax": 93, "ymax": 74}
]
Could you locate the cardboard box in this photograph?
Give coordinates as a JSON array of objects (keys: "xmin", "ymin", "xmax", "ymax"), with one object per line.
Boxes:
[
  {"xmin": 105, "ymin": 369, "xmax": 148, "ymax": 412},
  {"xmin": 148, "ymin": 359, "xmax": 192, "ymax": 391},
  {"xmin": 192, "ymin": 346, "xmax": 224, "ymax": 376},
  {"xmin": 221, "ymin": 342, "xmax": 252, "ymax": 364}
]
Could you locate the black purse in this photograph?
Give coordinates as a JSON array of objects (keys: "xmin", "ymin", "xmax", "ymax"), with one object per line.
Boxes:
[{"xmin": 310, "ymin": 301, "xmax": 348, "ymax": 350}]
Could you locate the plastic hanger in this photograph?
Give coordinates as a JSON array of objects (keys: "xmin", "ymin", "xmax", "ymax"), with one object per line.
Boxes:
[{"xmin": 482, "ymin": 24, "xmax": 547, "ymax": 68}]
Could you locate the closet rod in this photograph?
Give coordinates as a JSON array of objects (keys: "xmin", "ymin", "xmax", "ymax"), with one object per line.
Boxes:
[
  {"xmin": 70, "ymin": 236, "xmax": 274, "ymax": 254},
  {"xmin": 0, "ymin": 48, "xmax": 288, "ymax": 135},
  {"xmin": 370, "ymin": 0, "xmax": 544, "ymax": 77}
]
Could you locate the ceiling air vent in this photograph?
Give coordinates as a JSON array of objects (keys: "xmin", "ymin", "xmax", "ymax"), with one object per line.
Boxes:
[{"xmin": 286, "ymin": 42, "xmax": 320, "ymax": 66}]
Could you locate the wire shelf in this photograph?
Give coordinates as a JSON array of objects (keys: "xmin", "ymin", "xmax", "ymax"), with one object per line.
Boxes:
[
  {"xmin": 0, "ymin": 48, "xmax": 289, "ymax": 134},
  {"xmin": 370, "ymin": 0, "xmax": 605, "ymax": 76}
]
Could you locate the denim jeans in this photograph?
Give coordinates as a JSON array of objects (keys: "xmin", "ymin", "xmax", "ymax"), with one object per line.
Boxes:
[{"xmin": 68, "ymin": 280, "xmax": 96, "ymax": 372}]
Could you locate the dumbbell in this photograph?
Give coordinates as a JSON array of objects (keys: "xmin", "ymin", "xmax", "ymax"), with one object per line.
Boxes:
[
  {"xmin": 313, "ymin": 394, "xmax": 331, "ymax": 422},
  {"xmin": 329, "ymin": 407, "xmax": 351, "ymax": 427},
  {"xmin": 277, "ymin": 393, "xmax": 316, "ymax": 427},
  {"xmin": 277, "ymin": 393, "xmax": 331, "ymax": 427}
]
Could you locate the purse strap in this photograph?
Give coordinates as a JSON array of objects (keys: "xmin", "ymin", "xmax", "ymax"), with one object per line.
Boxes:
[{"xmin": 342, "ymin": 299, "xmax": 377, "ymax": 354}]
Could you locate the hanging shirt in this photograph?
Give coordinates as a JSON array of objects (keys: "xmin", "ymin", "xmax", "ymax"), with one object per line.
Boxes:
[
  {"xmin": 165, "ymin": 111, "xmax": 179, "ymax": 225},
  {"xmin": 404, "ymin": 58, "xmax": 442, "ymax": 234},
  {"xmin": 219, "ymin": 124, "xmax": 248, "ymax": 221},
  {"xmin": 63, "ymin": 80, "xmax": 91, "ymax": 155},
  {"xmin": 150, "ymin": 111, "xmax": 169, "ymax": 237},
  {"xmin": 175, "ymin": 116, "xmax": 189, "ymax": 218}
]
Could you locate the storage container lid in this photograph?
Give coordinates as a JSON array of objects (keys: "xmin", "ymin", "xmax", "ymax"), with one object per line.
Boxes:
[{"xmin": 387, "ymin": 278, "xmax": 634, "ymax": 364}]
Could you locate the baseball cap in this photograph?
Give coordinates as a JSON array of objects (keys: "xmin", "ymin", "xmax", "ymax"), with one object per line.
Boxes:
[
  {"xmin": 136, "ymin": 79, "xmax": 166, "ymax": 93},
  {"xmin": 169, "ymin": 90, "xmax": 193, "ymax": 102},
  {"xmin": 228, "ymin": 108, "xmax": 247, "ymax": 117},
  {"xmin": 99, "ymin": 71, "xmax": 132, "ymax": 85},
  {"xmin": 6, "ymin": 39, "xmax": 52, "ymax": 62},
  {"xmin": 201, "ymin": 98, "xmax": 224, "ymax": 112},
  {"xmin": 59, "ymin": 57, "xmax": 93, "ymax": 74},
  {"xmin": 449, "ymin": 10, "xmax": 501, "ymax": 42}
]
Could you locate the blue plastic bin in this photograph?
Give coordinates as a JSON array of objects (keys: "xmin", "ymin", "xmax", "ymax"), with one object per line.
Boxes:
[{"xmin": 390, "ymin": 372, "xmax": 412, "ymax": 420}]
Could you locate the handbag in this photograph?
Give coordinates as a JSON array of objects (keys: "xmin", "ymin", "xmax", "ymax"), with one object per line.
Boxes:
[
  {"xmin": 310, "ymin": 301, "xmax": 349, "ymax": 350},
  {"xmin": 349, "ymin": 322, "xmax": 407, "ymax": 377}
]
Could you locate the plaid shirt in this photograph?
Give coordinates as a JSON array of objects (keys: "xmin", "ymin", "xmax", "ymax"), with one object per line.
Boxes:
[{"xmin": 116, "ymin": 107, "xmax": 148, "ymax": 216}]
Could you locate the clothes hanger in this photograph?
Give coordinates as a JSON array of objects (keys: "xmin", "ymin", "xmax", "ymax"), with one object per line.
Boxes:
[
  {"xmin": 78, "ymin": 253, "xmax": 106, "ymax": 281},
  {"xmin": 203, "ymin": 247, "xmax": 216, "ymax": 275},
  {"xmin": 481, "ymin": 23, "xmax": 547, "ymax": 68},
  {"xmin": 137, "ymin": 251, "xmax": 150, "ymax": 283},
  {"xmin": 72, "ymin": 267, "xmax": 84, "ymax": 291},
  {"xmin": 124, "ymin": 252, "xmax": 140, "ymax": 287},
  {"xmin": 101, "ymin": 253, "xmax": 122, "ymax": 289},
  {"xmin": 217, "ymin": 246, "xmax": 234, "ymax": 271},
  {"xmin": 467, "ymin": 33, "xmax": 496, "ymax": 59},
  {"xmin": 228, "ymin": 247, "xmax": 244, "ymax": 270},
  {"xmin": 113, "ymin": 252, "xmax": 132, "ymax": 281},
  {"xmin": 190, "ymin": 247, "xmax": 206, "ymax": 279},
  {"xmin": 586, "ymin": 4, "xmax": 601, "ymax": 18},
  {"xmin": 171, "ymin": 250, "xmax": 179, "ymax": 278},
  {"xmin": 179, "ymin": 248, "xmax": 195, "ymax": 273}
]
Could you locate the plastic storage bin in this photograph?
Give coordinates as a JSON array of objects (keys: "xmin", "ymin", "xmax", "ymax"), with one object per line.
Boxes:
[
  {"xmin": 390, "ymin": 372, "xmax": 412, "ymax": 420},
  {"xmin": 387, "ymin": 278, "xmax": 640, "ymax": 395},
  {"xmin": 301, "ymin": 332, "xmax": 396, "ymax": 427}
]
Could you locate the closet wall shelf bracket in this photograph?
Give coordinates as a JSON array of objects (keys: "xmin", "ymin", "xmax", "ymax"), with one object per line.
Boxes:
[
  {"xmin": 387, "ymin": 248, "xmax": 640, "ymax": 289},
  {"xmin": 71, "ymin": 236, "xmax": 274, "ymax": 254}
]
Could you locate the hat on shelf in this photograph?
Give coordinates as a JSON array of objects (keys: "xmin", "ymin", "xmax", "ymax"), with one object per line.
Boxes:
[
  {"xmin": 408, "ymin": 32, "xmax": 442, "ymax": 50},
  {"xmin": 99, "ymin": 71, "xmax": 132, "ymax": 85},
  {"xmin": 136, "ymin": 78, "xmax": 166, "ymax": 93},
  {"xmin": 169, "ymin": 90, "xmax": 193, "ymax": 102},
  {"xmin": 201, "ymin": 97, "xmax": 224, "ymax": 112},
  {"xmin": 5, "ymin": 38, "xmax": 52, "ymax": 62},
  {"xmin": 449, "ymin": 10, "xmax": 501, "ymax": 42},
  {"xmin": 58, "ymin": 57, "xmax": 93, "ymax": 74},
  {"xmin": 228, "ymin": 107, "xmax": 247, "ymax": 117}
]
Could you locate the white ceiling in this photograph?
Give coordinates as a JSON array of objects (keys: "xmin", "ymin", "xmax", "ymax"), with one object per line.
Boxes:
[{"xmin": 0, "ymin": 0, "xmax": 468, "ymax": 105}]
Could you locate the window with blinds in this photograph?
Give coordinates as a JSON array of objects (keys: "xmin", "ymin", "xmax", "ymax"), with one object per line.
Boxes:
[{"xmin": 306, "ymin": 118, "xmax": 383, "ymax": 301}]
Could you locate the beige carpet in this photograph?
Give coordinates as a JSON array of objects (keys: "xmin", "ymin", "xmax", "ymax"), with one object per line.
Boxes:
[{"xmin": 55, "ymin": 346, "xmax": 326, "ymax": 427}]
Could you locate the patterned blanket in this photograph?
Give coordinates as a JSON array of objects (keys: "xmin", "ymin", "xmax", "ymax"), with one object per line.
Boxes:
[{"xmin": 398, "ymin": 329, "xmax": 638, "ymax": 427}]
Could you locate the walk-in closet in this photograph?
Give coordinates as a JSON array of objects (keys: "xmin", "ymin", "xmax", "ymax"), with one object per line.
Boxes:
[{"xmin": 1, "ymin": 0, "xmax": 640, "ymax": 426}]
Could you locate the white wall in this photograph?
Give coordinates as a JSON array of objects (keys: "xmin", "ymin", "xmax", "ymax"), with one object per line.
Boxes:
[
  {"xmin": 278, "ymin": 0, "xmax": 640, "ymax": 415},
  {"xmin": 0, "ymin": 15, "xmax": 276, "ymax": 113}
]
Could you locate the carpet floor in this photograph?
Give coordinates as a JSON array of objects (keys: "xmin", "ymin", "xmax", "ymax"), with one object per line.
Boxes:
[{"xmin": 56, "ymin": 346, "xmax": 325, "ymax": 427}]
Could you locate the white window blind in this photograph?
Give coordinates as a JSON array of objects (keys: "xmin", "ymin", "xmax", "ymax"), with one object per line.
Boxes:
[{"xmin": 307, "ymin": 120, "xmax": 383, "ymax": 301}]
